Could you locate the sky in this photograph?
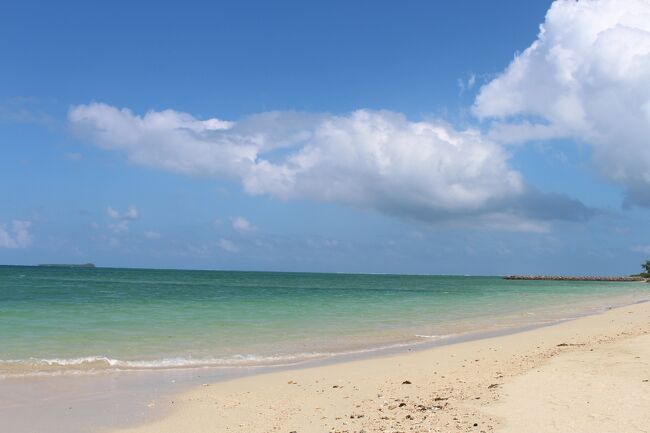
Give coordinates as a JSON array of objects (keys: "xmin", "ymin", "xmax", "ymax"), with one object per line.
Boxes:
[{"xmin": 2, "ymin": 0, "xmax": 650, "ymax": 275}]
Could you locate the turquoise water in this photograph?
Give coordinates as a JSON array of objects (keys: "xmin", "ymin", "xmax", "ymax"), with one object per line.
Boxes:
[{"xmin": 1, "ymin": 265, "xmax": 649, "ymax": 376}]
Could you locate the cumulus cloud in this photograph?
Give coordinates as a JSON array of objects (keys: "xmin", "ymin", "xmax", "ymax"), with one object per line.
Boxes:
[
  {"xmin": 0, "ymin": 220, "xmax": 32, "ymax": 248},
  {"xmin": 474, "ymin": 0, "xmax": 650, "ymax": 206},
  {"xmin": 231, "ymin": 216, "xmax": 256, "ymax": 233},
  {"xmin": 106, "ymin": 205, "xmax": 140, "ymax": 233},
  {"xmin": 70, "ymin": 103, "xmax": 589, "ymax": 229},
  {"xmin": 107, "ymin": 205, "xmax": 140, "ymax": 220}
]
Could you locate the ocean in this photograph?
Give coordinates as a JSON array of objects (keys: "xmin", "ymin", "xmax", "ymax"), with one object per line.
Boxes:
[{"xmin": 1, "ymin": 265, "xmax": 649, "ymax": 377}]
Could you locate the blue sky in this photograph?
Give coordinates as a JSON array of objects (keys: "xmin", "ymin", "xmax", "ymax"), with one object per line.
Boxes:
[{"xmin": 2, "ymin": 0, "xmax": 650, "ymax": 275}]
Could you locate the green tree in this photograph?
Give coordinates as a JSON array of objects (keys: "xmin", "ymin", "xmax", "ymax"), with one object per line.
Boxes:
[{"xmin": 642, "ymin": 260, "xmax": 650, "ymax": 274}]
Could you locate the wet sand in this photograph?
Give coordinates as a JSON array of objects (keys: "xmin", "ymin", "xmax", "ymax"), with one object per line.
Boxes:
[{"xmin": 105, "ymin": 301, "xmax": 650, "ymax": 433}]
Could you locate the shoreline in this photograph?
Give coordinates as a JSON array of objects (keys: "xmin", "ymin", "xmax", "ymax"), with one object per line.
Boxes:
[
  {"xmin": 2, "ymin": 296, "xmax": 649, "ymax": 433},
  {"xmin": 110, "ymin": 299, "xmax": 649, "ymax": 432},
  {"xmin": 3, "ymin": 291, "xmax": 646, "ymax": 379}
]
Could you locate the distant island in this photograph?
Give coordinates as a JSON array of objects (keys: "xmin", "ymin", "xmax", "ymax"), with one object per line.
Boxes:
[{"xmin": 37, "ymin": 263, "xmax": 96, "ymax": 268}]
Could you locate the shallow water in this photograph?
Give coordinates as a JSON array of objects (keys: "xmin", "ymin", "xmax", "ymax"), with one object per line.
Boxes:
[{"xmin": 1, "ymin": 265, "xmax": 649, "ymax": 376}]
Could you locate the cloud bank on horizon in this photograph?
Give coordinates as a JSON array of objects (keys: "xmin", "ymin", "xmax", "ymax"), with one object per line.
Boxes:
[{"xmin": 69, "ymin": 0, "xmax": 649, "ymax": 229}]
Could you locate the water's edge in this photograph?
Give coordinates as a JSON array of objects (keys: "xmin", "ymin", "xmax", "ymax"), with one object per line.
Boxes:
[{"xmin": 1, "ymin": 296, "xmax": 647, "ymax": 433}]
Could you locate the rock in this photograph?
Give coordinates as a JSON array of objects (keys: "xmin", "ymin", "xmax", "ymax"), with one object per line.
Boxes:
[
  {"xmin": 398, "ymin": 402, "xmax": 407, "ymax": 407},
  {"xmin": 504, "ymin": 275, "xmax": 645, "ymax": 282},
  {"xmin": 402, "ymin": 380, "xmax": 412, "ymax": 385},
  {"xmin": 488, "ymin": 383, "xmax": 499, "ymax": 389}
]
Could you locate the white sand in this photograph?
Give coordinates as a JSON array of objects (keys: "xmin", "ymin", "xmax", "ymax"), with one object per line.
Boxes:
[{"xmin": 109, "ymin": 301, "xmax": 650, "ymax": 433}]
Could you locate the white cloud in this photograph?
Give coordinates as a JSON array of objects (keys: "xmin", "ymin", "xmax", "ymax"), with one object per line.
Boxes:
[
  {"xmin": 218, "ymin": 238, "xmax": 239, "ymax": 252},
  {"xmin": 240, "ymin": 111, "xmax": 524, "ymax": 217},
  {"xmin": 107, "ymin": 205, "xmax": 139, "ymax": 220},
  {"xmin": 323, "ymin": 239, "xmax": 340, "ymax": 247},
  {"xmin": 474, "ymin": 0, "xmax": 650, "ymax": 206},
  {"xmin": 108, "ymin": 220, "xmax": 129, "ymax": 233},
  {"xmin": 107, "ymin": 207, "xmax": 121, "ymax": 220},
  {"xmin": 106, "ymin": 205, "xmax": 140, "ymax": 233},
  {"xmin": 0, "ymin": 220, "xmax": 32, "ymax": 249},
  {"xmin": 231, "ymin": 216, "xmax": 256, "ymax": 233},
  {"xmin": 70, "ymin": 103, "xmax": 581, "ymax": 228},
  {"xmin": 70, "ymin": 104, "xmax": 256, "ymax": 180},
  {"xmin": 458, "ymin": 73, "xmax": 477, "ymax": 95},
  {"xmin": 468, "ymin": 73, "xmax": 476, "ymax": 88},
  {"xmin": 122, "ymin": 205, "xmax": 140, "ymax": 220}
]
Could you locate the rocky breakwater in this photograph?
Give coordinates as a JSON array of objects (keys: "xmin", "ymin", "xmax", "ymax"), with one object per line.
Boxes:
[{"xmin": 503, "ymin": 275, "xmax": 647, "ymax": 282}]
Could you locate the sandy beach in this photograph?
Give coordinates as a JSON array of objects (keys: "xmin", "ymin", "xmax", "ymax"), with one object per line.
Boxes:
[
  {"xmin": 6, "ymin": 1, "xmax": 650, "ymax": 432},
  {"xmin": 107, "ymin": 300, "xmax": 650, "ymax": 433}
]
